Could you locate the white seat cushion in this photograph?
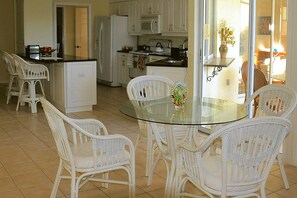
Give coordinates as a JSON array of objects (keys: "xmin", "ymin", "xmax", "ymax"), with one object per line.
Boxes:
[
  {"xmin": 201, "ymin": 156, "xmax": 259, "ymax": 193},
  {"xmin": 71, "ymin": 142, "xmax": 130, "ymax": 169}
]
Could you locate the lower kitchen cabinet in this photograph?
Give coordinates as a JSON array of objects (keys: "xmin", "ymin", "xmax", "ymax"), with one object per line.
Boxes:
[
  {"xmin": 147, "ymin": 66, "xmax": 187, "ymax": 84},
  {"xmin": 44, "ymin": 61, "xmax": 97, "ymax": 113},
  {"xmin": 117, "ymin": 52, "xmax": 132, "ymax": 87}
]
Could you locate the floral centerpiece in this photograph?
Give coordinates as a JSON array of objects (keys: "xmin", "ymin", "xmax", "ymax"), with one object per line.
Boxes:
[
  {"xmin": 218, "ymin": 20, "xmax": 235, "ymax": 58},
  {"xmin": 171, "ymin": 82, "xmax": 188, "ymax": 108}
]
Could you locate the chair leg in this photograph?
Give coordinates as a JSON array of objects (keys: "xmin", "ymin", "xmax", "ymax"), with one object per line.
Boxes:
[
  {"xmin": 146, "ymin": 126, "xmax": 154, "ymax": 177},
  {"xmin": 71, "ymin": 174, "xmax": 77, "ymax": 198},
  {"xmin": 147, "ymin": 152, "xmax": 161, "ymax": 186},
  {"xmin": 50, "ymin": 160, "xmax": 63, "ymax": 198},
  {"xmin": 16, "ymin": 80, "xmax": 25, "ymax": 111},
  {"xmin": 37, "ymin": 80, "xmax": 46, "ymax": 96},
  {"xmin": 6, "ymin": 75, "xmax": 14, "ymax": 104},
  {"xmin": 277, "ymin": 153, "xmax": 290, "ymax": 189}
]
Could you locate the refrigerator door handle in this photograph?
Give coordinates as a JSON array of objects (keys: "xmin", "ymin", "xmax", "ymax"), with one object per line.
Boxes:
[{"xmin": 99, "ymin": 22, "xmax": 103, "ymax": 74}]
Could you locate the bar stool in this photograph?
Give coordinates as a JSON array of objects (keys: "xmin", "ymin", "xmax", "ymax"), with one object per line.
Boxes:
[
  {"xmin": 11, "ymin": 54, "xmax": 49, "ymax": 113},
  {"xmin": 1, "ymin": 51, "xmax": 20, "ymax": 104}
]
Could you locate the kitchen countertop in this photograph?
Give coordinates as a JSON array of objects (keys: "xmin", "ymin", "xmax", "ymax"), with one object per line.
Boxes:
[
  {"xmin": 117, "ymin": 50, "xmax": 171, "ymax": 57},
  {"xmin": 19, "ymin": 54, "xmax": 96, "ymax": 63},
  {"xmin": 146, "ymin": 58, "xmax": 187, "ymax": 67}
]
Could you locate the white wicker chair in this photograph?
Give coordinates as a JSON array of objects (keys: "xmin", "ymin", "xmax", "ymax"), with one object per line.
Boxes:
[
  {"xmin": 40, "ymin": 97, "xmax": 135, "ymax": 198},
  {"xmin": 126, "ymin": 75, "xmax": 190, "ymax": 187},
  {"xmin": 1, "ymin": 51, "xmax": 20, "ymax": 104},
  {"xmin": 212, "ymin": 84, "xmax": 297, "ymax": 189},
  {"xmin": 176, "ymin": 116, "xmax": 291, "ymax": 198},
  {"xmin": 12, "ymin": 54, "xmax": 49, "ymax": 113}
]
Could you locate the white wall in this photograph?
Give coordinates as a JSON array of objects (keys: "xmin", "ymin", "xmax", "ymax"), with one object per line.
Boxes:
[
  {"xmin": 283, "ymin": 0, "xmax": 297, "ymax": 166},
  {"xmin": 23, "ymin": 0, "xmax": 53, "ymax": 47}
]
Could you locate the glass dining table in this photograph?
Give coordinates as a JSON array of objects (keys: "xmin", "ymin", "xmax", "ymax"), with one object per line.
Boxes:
[
  {"xmin": 119, "ymin": 96, "xmax": 247, "ymax": 197},
  {"xmin": 119, "ymin": 96, "xmax": 247, "ymax": 126}
]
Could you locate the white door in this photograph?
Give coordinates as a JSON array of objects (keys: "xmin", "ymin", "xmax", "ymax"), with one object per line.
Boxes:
[{"xmin": 75, "ymin": 7, "xmax": 88, "ymax": 58}]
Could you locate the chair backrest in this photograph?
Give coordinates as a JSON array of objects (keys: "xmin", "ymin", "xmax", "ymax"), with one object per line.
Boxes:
[
  {"xmin": 241, "ymin": 60, "xmax": 268, "ymax": 93},
  {"xmin": 127, "ymin": 75, "xmax": 174, "ymax": 101},
  {"xmin": 244, "ymin": 84, "xmax": 297, "ymax": 118},
  {"xmin": 40, "ymin": 97, "xmax": 75, "ymax": 166},
  {"xmin": 2, "ymin": 51, "xmax": 18, "ymax": 75},
  {"xmin": 40, "ymin": 97, "xmax": 107, "ymax": 167},
  {"xmin": 11, "ymin": 54, "xmax": 49, "ymax": 80},
  {"xmin": 202, "ymin": 116, "xmax": 291, "ymax": 195}
]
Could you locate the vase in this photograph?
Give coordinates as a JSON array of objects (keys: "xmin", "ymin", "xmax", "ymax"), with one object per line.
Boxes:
[{"xmin": 219, "ymin": 44, "xmax": 228, "ymax": 58}]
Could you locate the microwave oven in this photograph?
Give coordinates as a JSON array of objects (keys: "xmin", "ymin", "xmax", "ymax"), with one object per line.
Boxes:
[{"xmin": 140, "ymin": 15, "xmax": 161, "ymax": 34}]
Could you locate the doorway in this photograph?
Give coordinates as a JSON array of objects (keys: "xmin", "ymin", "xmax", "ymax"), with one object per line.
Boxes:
[{"xmin": 55, "ymin": 4, "xmax": 91, "ymax": 58}]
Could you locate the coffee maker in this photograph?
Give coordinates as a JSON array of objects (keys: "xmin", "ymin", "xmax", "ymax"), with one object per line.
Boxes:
[{"xmin": 26, "ymin": 45, "xmax": 40, "ymax": 59}]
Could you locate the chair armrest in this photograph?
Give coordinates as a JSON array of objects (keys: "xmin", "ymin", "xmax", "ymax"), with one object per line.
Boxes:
[
  {"xmin": 91, "ymin": 134, "xmax": 135, "ymax": 156},
  {"xmin": 70, "ymin": 118, "xmax": 108, "ymax": 136},
  {"xmin": 24, "ymin": 63, "xmax": 50, "ymax": 81},
  {"xmin": 68, "ymin": 118, "xmax": 135, "ymax": 159}
]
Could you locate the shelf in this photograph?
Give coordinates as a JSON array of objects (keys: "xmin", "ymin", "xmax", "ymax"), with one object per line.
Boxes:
[{"xmin": 204, "ymin": 57, "xmax": 235, "ymax": 81}]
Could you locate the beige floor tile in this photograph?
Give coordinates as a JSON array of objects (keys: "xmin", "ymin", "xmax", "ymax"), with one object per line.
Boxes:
[
  {"xmin": 5, "ymin": 161, "xmax": 41, "ymax": 177},
  {"xmin": 0, "ymin": 177, "xmax": 20, "ymax": 193},
  {"xmin": 147, "ymin": 188, "xmax": 165, "ymax": 198},
  {"xmin": 20, "ymin": 182, "xmax": 64, "ymax": 198},
  {"xmin": 12, "ymin": 170, "xmax": 53, "ymax": 189},
  {"xmin": 267, "ymin": 193, "xmax": 286, "ymax": 198},
  {"xmin": 25, "ymin": 148, "xmax": 59, "ymax": 162},
  {"xmin": 57, "ymin": 178, "xmax": 97, "ymax": 195},
  {"xmin": 0, "ymin": 152, "xmax": 33, "ymax": 166},
  {"xmin": 135, "ymin": 193, "xmax": 153, "ymax": 198},
  {"xmin": 74, "ymin": 188, "xmax": 109, "ymax": 198},
  {"xmin": 274, "ymin": 183, "xmax": 297, "ymax": 198},
  {"xmin": 0, "ymin": 167, "xmax": 9, "ymax": 178},
  {"xmin": 0, "ymin": 189, "xmax": 24, "ymax": 198},
  {"xmin": 266, "ymin": 174, "xmax": 288, "ymax": 193}
]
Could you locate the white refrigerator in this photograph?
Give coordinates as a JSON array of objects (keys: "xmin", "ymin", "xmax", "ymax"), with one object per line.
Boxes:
[{"xmin": 95, "ymin": 16, "xmax": 137, "ymax": 86}]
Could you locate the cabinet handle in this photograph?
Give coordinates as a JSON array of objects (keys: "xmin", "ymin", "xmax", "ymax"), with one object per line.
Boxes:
[{"xmin": 148, "ymin": 7, "xmax": 152, "ymax": 14}]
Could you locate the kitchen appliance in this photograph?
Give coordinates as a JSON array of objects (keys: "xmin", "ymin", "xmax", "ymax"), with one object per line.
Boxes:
[
  {"xmin": 170, "ymin": 47, "xmax": 188, "ymax": 60},
  {"xmin": 95, "ymin": 15, "xmax": 137, "ymax": 86},
  {"xmin": 26, "ymin": 45, "xmax": 40, "ymax": 59},
  {"xmin": 140, "ymin": 15, "xmax": 161, "ymax": 34},
  {"xmin": 128, "ymin": 51, "xmax": 149, "ymax": 78}
]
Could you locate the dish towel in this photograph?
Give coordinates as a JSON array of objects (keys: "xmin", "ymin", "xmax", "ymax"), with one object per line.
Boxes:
[{"xmin": 138, "ymin": 55, "xmax": 145, "ymax": 70}]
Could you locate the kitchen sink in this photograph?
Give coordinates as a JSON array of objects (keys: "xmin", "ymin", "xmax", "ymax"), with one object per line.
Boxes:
[
  {"xmin": 165, "ymin": 59, "xmax": 184, "ymax": 64},
  {"xmin": 146, "ymin": 58, "xmax": 188, "ymax": 67}
]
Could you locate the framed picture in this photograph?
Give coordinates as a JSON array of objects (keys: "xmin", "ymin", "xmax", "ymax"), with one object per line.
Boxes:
[{"xmin": 258, "ymin": 16, "xmax": 271, "ymax": 35}]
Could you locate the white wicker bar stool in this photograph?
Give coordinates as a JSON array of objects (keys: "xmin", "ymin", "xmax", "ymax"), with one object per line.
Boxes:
[
  {"xmin": 1, "ymin": 51, "xmax": 20, "ymax": 104},
  {"xmin": 12, "ymin": 54, "xmax": 49, "ymax": 113}
]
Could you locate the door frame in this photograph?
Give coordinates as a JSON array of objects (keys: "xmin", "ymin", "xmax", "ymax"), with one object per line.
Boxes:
[{"xmin": 53, "ymin": 2, "xmax": 92, "ymax": 58}]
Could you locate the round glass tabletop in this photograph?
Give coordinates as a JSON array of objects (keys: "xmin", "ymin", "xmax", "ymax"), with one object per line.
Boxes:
[{"xmin": 119, "ymin": 97, "xmax": 247, "ymax": 126}]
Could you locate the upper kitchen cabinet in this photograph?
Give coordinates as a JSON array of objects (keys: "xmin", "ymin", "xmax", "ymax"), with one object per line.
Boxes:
[
  {"xmin": 110, "ymin": 1, "xmax": 129, "ymax": 16},
  {"xmin": 141, "ymin": 0, "xmax": 162, "ymax": 15},
  {"xmin": 128, "ymin": 0, "xmax": 142, "ymax": 35},
  {"xmin": 162, "ymin": 0, "xmax": 188, "ymax": 36}
]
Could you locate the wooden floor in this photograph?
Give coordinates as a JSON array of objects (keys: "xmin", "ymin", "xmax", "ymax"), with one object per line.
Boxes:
[{"xmin": 0, "ymin": 83, "xmax": 296, "ymax": 197}]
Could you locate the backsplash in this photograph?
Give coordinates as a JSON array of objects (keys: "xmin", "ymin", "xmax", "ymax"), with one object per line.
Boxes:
[{"xmin": 138, "ymin": 35, "xmax": 188, "ymax": 49}]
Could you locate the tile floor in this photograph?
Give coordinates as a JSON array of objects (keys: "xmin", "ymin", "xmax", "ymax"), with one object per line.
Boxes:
[{"xmin": 0, "ymin": 83, "xmax": 296, "ymax": 198}]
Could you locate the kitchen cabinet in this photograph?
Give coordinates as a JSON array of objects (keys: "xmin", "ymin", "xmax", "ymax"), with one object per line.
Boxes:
[
  {"xmin": 45, "ymin": 61, "xmax": 97, "ymax": 113},
  {"xmin": 117, "ymin": 52, "xmax": 131, "ymax": 86},
  {"xmin": 128, "ymin": 0, "xmax": 142, "ymax": 35},
  {"xmin": 162, "ymin": 0, "xmax": 188, "ymax": 36},
  {"xmin": 110, "ymin": 1, "xmax": 129, "ymax": 16},
  {"xmin": 141, "ymin": 0, "xmax": 162, "ymax": 15},
  {"xmin": 147, "ymin": 66, "xmax": 187, "ymax": 83}
]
